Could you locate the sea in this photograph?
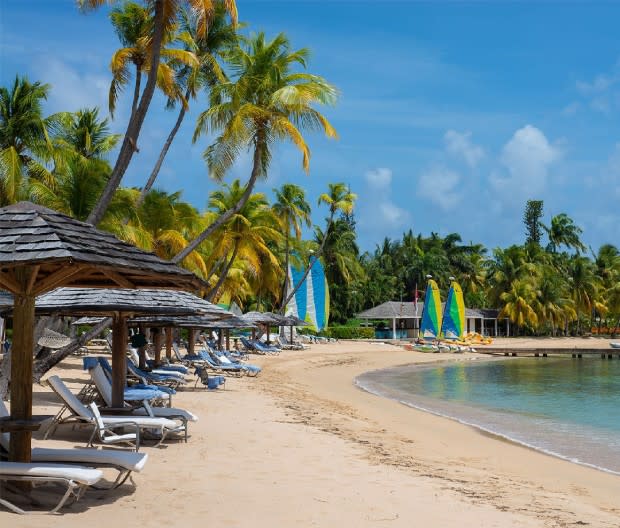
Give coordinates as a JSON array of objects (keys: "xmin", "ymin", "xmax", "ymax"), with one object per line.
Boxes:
[{"xmin": 355, "ymin": 356, "xmax": 620, "ymax": 475}]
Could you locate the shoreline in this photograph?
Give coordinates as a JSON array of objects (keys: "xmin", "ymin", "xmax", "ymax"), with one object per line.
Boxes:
[
  {"xmin": 4, "ymin": 338, "xmax": 620, "ymax": 526},
  {"xmin": 354, "ymin": 353, "xmax": 620, "ymax": 477}
]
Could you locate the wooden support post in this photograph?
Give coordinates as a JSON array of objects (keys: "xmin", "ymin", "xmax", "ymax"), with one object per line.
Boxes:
[
  {"xmin": 188, "ymin": 328, "xmax": 196, "ymax": 356},
  {"xmin": 153, "ymin": 328, "xmax": 163, "ymax": 366},
  {"xmin": 137, "ymin": 324, "xmax": 147, "ymax": 370},
  {"xmin": 226, "ymin": 329, "xmax": 230, "ymax": 352},
  {"xmin": 111, "ymin": 314, "xmax": 128, "ymax": 408},
  {"xmin": 290, "ymin": 325, "xmax": 294, "ymax": 346},
  {"xmin": 9, "ymin": 267, "xmax": 36, "ymax": 463},
  {"xmin": 218, "ymin": 329, "xmax": 223, "ymax": 351},
  {"xmin": 165, "ymin": 327, "xmax": 173, "ymax": 360}
]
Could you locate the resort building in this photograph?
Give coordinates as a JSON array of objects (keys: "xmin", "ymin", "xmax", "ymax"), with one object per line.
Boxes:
[{"xmin": 357, "ymin": 301, "xmax": 510, "ymax": 340}]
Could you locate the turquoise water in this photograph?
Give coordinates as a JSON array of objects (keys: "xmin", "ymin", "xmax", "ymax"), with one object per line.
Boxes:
[{"xmin": 355, "ymin": 357, "xmax": 620, "ymax": 474}]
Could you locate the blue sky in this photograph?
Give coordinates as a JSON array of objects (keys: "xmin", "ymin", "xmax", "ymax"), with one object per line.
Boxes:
[{"xmin": 2, "ymin": 1, "xmax": 620, "ymax": 254}]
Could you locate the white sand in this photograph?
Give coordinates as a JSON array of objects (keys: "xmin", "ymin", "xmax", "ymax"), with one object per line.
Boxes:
[{"xmin": 3, "ymin": 338, "xmax": 619, "ymax": 526}]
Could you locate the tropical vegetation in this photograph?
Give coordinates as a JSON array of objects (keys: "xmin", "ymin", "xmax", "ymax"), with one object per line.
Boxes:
[{"xmin": 1, "ymin": 0, "xmax": 620, "ymax": 339}]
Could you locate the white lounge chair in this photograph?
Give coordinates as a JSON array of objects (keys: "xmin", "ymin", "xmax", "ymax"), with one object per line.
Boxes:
[
  {"xmin": 90, "ymin": 364, "xmax": 196, "ymax": 433},
  {"xmin": 0, "ymin": 400, "xmax": 147, "ymax": 489},
  {"xmin": 45, "ymin": 376, "xmax": 182, "ymax": 447},
  {"xmin": 0, "ymin": 462, "xmax": 103, "ymax": 514}
]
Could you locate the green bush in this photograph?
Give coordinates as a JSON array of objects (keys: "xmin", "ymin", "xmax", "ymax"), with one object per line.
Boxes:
[{"xmin": 325, "ymin": 326, "xmax": 375, "ymax": 339}]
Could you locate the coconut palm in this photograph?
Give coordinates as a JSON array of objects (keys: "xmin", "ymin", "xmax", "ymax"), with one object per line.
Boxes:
[
  {"xmin": 272, "ymin": 183, "xmax": 312, "ymax": 305},
  {"xmin": 0, "ymin": 76, "xmax": 57, "ymax": 205},
  {"xmin": 279, "ymin": 183, "xmax": 356, "ymax": 312},
  {"xmin": 543, "ymin": 213, "xmax": 586, "ymax": 254},
  {"xmin": 173, "ymin": 31, "xmax": 338, "ymax": 263},
  {"xmin": 499, "ymin": 278, "xmax": 539, "ymax": 334},
  {"xmin": 204, "ymin": 180, "xmax": 282, "ymax": 301},
  {"xmin": 534, "ymin": 268, "xmax": 575, "ymax": 336},
  {"xmin": 567, "ymin": 255, "xmax": 599, "ymax": 334},
  {"xmin": 136, "ymin": 3, "xmax": 239, "ymax": 206},
  {"xmin": 107, "ymin": 1, "xmax": 199, "ymax": 119},
  {"xmin": 56, "ymin": 108, "xmax": 120, "ymax": 160},
  {"xmin": 82, "ymin": 0, "xmax": 238, "ymax": 226}
]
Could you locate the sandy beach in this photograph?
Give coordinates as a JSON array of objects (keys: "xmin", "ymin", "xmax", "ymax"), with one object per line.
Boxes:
[{"xmin": 3, "ymin": 338, "xmax": 620, "ymax": 527}]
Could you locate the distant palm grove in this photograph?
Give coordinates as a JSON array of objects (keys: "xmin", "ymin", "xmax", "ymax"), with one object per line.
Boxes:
[{"xmin": 1, "ymin": 1, "xmax": 619, "ymax": 337}]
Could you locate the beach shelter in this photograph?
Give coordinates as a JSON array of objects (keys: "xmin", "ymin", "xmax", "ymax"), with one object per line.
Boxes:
[
  {"xmin": 33, "ymin": 288, "xmax": 225, "ymax": 397},
  {"xmin": 279, "ymin": 314, "xmax": 309, "ymax": 344},
  {"xmin": 241, "ymin": 311, "xmax": 283, "ymax": 342},
  {"xmin": 0, "ymin": 202, "xmax": 203, "ymax": 463}
]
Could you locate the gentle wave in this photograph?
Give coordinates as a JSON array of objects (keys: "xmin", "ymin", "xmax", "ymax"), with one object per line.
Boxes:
[{"xmin": 355, "ymin": 359, "xmax": 620, "ymax": 476}]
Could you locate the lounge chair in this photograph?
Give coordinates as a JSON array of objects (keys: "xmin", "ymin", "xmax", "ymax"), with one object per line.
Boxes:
[
  {"xmin": 252, "ymin": 339, "xmax": 280, "ymax": 354},
  {"xmin": 213, "ymin": 349, "xmax": 261, "ymax": 376},
  {"xmin": 92, "ymin": 356, "xmax": 175, "ymax": 404},
  {"xmin": 193, "ymin": 366, "xmax": 226, "ymax": 390},
  {"xmin": 129, "ymin": 347, "xmax": 189, "ymax": 375},
  {"xmin": 127, "ymin": 359, "xmax": 187, "ymax": 390},
  {"xmin": 0, "ymin": 400, "xmax": 148, "ymax": 490},
  {"xmin": 89, "ymin": 363, "xmax": 196, "ymax": 438},
  {"xmin": 0, "ymin": 462, "xmax": 103, "ymax": 514},
  {"xmin": 45, "ymin": 376, "xmax": 183, "ymax": 447},
  {"xmin": 87, "ymin": 402, "xmax": 140, "ymax": 451}
]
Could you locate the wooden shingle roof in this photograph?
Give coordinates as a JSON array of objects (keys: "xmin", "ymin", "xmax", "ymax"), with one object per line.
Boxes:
[
  {"xmin": 0, "ymin": 202, "xmax": 203, "ymax": 293},
  {"xmin": 33, "ymin": 288, "xmax": 226, "ymax": 317},
  {"xmin": 357, "ymin": 301, "xmax": 492, "ymax": 319}
]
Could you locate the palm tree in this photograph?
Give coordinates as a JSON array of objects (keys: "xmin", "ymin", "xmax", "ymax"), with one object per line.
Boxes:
[
  {"xmin": 279, "ymin": 183, "xmax": 356, "ymax": 312},
  {"xmin": 499, "ymin": 278, "xmax": 539, "ymax": 334},
  {"xmin": 204, "ymin": 180, "xmax": 281, "ymax": 300},
  {"xmin": 534, "ymin": 267, "xmax": 575, "ymax": 336},
  {"xmin": 136, "ymin": 3, "xmax": 239, "ymax": 206},
  {"xmin": 272, "ymin": 183, "xmax": 312, "ymax": 305},
  {"xmin": 56, "ymin": 108, "xmax": 120, "ymax": 160},
  {"xmin": 0, "ymin": 76, "xmax": 56, "ymax": 205},
  {"xmin": 172, "ymin": 31, "xmax": 338, "ymax": 263},
  {"xmin": 543, "ymin": 213, "xmax": 586, "ymax": 254},
  {"xmin": 568, "ymin": 255, "xmax": 599, "ymax": 334},
  {"xmin": 82, "ymin": 0, "xmax": 238, "ymax": 226}
]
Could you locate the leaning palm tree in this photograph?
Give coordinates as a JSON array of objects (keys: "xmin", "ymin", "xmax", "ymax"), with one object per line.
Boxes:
[
  {"xmin": 204, "ymin": 180, "xmax": 282, "ymax": 301},
  {"xmin": 136, "ymin": 2, "xmax": 239, "ymax": 206},
  {"xmin": 279, "ymin": 182, "xmax": 356, "ymax": 313},
  {"xmin": 82, "ymin": 0, "xmax": 238, "ymax": 226},
  {"xmin": 568, "ymin": 255, "xmax": 600, "ymax": 334},
  {"xmin": 172, "ymin": 31, "xmax": 338, "ymax": 263},
  {"xmin": 272, "ymin": 183, "xmax": 312, "ymax": 305}
]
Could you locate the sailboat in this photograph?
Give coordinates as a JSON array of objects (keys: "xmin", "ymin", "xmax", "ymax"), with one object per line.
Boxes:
[
  {"xmin": 439, "ymin": 279, "xmax": 474, "ymax": 352},
  {"xmin": 413, "ymin": 278, "xmax": 442, "ymax": 352}
]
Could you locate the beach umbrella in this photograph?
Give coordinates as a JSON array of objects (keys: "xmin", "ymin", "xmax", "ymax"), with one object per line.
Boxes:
[
  {"xmin": 0, "ymin": 202, "xmax": 203, "ymax": 463},
  {"xmin": 33, "ymin": 287, "xmax": 226, "ymax": 390},
  {"xmin": 280, "ymin": 315, "xmax": 309, "ymax": 344},
  {"xmin": 240, "ymin": 311, "xmax": 283, "ymax": 343}
]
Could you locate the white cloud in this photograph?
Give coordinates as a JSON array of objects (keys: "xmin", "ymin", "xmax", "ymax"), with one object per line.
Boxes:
[
  {"xmin": 574, "ymin": 61, "xmax": 620, "ymax": 114},
  {"xmin": 417, "ymin": 165, "xmax": 462, "ymax": 210},
  {"xmin": 365, "ymin": 167, "xmax": 392, "ymax": 189},
  {"xmin": 444, "ymin": 130, "xmax": 484, "ymax": 167},
  {"xmin": 35, "ymin": 58, "xmax": 110, "ymax": 115},
  {"xmin": 561, "ymin": 101, "xmax": 580, "ymax": 116},
  {"xmin": 358, "ymin": 167, "xmax": 410, "ymax": 232},
  {"xmin": 490, "ymin": 125, "xmax": 561, "ymax": 199}
]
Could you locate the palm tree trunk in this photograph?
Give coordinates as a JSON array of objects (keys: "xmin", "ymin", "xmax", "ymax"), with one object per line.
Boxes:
[
  {"xmin": 171, "ymin": 129, "xmax": 266, "ymax": 264},
  {"xmin": 32, "ymin": 318, "xmax": 113, "ymax": 383},
  {"xmin": 611, "ymin": 317, "xmax": 620, "ymax": 338},
  {"xmin": 86, "ymin": 0, "xmax": 166, "ymax": 226},
  {"xmin": 131, "ymin": 68, "xmax": 142, "ymax": 120},
  {"xmin": 136, "ymin": 87, "xmax": 190, "ymax": 208},
  {"xmin": 278, "ymin": 214, "xmax": 334, "ymax": 314},
  {"xmin": 280, "ymin": 229, "xmax": 290, "ymax": 306},
  {"xmin": 205, "ymin": 242, "xmax": 239, "ymax": 301}
]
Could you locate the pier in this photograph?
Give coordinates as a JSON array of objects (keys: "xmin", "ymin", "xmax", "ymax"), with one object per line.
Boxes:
[{"xmin": 477, "ymin": 347, "xmax": 620, "ymax": 359}]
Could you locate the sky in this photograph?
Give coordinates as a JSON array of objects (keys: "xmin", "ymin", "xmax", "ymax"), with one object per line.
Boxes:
[{"xmin": 2, "ymin": 1, "xmax": 620, "ymax": 255}]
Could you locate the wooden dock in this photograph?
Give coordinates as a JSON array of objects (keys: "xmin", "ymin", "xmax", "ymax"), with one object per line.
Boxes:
[{"xmin": 477, "ymin": 347, "xmax": 620, "ymax": 359}]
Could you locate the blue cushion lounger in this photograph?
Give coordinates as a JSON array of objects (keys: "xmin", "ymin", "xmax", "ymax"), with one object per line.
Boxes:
[
  {"xmin": 194, "ymin": 366, "xmax": 226, "ymax": 390},
  {"xmin": 93, "ymin": 357, "xmax": 175, "ymax": 398},
  {"xmin": 45, "ymin": 376, "xmax": 183, "ymax": 447},
  {"xmin": 89, "ymin": 364, "xmax": 197, "ymax": 432}
]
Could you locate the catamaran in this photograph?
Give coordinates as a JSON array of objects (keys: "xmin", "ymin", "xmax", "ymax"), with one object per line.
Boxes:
[{"xmin": 413, "ymin": 278, "xmax": 442, "ymax": 352}]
